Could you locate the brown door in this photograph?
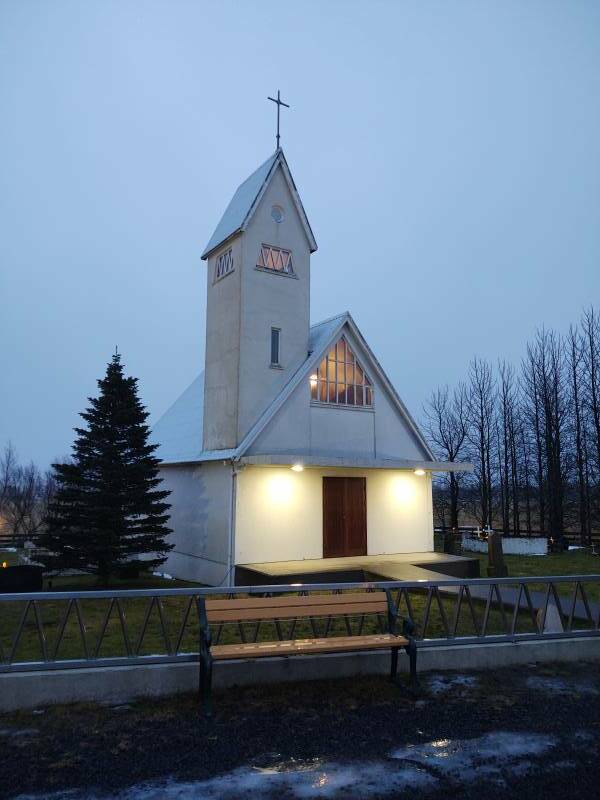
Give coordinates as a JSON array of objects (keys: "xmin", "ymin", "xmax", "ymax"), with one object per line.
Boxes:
[{"xmin": 323, "ymin": 477, "xmax": 367, "ymax": 558}]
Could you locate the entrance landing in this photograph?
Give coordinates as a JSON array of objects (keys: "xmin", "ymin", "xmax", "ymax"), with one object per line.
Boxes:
[{"xmin": 236, "ymin": 552, "xmax": 480, "ymax": 586}]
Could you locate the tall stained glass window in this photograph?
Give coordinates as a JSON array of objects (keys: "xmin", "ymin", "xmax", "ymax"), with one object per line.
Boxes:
[{"xmin": 310, "ymin": 337, "xmax": 373, "ymax": 407}]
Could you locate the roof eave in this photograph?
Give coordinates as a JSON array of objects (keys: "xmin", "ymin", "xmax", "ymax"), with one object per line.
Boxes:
[{"xmin": 239, "ymin": 454, "xmax": 473, "ymax": 472}]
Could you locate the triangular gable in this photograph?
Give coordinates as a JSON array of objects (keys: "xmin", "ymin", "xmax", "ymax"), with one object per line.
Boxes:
[
  {"xmin": 201, "ymin": 149, "xmax": 317, "ymax": 260},
  {"xmin": 236, "ymin": 312, "xmax": 434, "ymax": 461}
]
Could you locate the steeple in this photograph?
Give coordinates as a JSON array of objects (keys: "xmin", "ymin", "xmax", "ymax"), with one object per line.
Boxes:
[{"xmin": 201, "ymin": 151, "xmax": 317, "ymax": 451}]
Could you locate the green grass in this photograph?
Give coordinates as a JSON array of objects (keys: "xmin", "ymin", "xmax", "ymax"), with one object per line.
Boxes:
[
  {"xmin": 0, "ymin": 581, "xmax": 533, "ymax": 665},
  {"xmin": 476, "ymin": 549, "xmax": 600, "ymax": 603},
  {"xmin": 2, "ymin": 550, "xmax": 599, "ymax": 665},
  {"xmin": 0, "ymin": 549, "xmax": 20, "ymax": 567}
]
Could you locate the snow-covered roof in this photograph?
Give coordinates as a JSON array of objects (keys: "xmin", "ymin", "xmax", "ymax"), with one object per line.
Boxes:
[
  {"xmin": 201, "ymin": 149, "xmax": 317, "ymax": 260},
  {"xmin": 152, "ymin": 311, "xmax": 435, "ymax": 466}
]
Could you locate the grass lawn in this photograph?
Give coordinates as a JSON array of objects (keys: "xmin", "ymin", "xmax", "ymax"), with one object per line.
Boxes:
[
  {"xmin": 476, "ymin": 549, "xmax": 600, "ymax": 603},
  {"xmin": 0, "ymin": 573, "xmax": 534, "ymax": 665},
  {"xmin": 0, "ymin": 549, "xmax": 20, "ymax": 567},
  {"xmin": 2, "ymin": 551, "xmax": 599, "ymax": 666}
]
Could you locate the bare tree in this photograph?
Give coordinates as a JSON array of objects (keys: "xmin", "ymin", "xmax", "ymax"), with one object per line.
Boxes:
[
  {"xmin": 0, "ymin": 444, "xmax": 55, "ymax": 545},
  {"xmin": 568, "ymin": 325, "xmax": 592, "ymax": 544},
  {"xmin": 466, "ymin": 358, "xmax": 496, "ymax": 528},
  {"xmin": 424, "ymin": 383, "xmax": 469, "ymax": 530}
]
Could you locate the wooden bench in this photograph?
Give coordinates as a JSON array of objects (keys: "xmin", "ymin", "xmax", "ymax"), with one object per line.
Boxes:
[{"xmin": 197, "ymin": 590, "xmax": 417, "ymax": 714}]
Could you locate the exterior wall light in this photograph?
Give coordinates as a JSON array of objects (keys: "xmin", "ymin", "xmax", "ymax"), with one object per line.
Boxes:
[
  {"xmin": 291, "ymin": 463, "xmax": 304, "ymax": 472},
  {"xmin": 414, "ymin": 469, "xmax": 426, "ymax": 476},
  {"xmin": 309, "ymin": 374, "xmax": 317, "ymax": 387}
]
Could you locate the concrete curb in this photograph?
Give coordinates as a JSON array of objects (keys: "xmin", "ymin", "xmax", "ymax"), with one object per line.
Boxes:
[{"xmin": 1, "ymin": 637, "xmax": 599, "ymax": 712}]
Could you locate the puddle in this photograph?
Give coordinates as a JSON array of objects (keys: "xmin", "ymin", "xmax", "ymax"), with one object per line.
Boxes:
[
  {"xmin": 526, "ymin": 676, "xmax": 599, "ymax": 696},
  {"xmin": 16, "ymin": 762, "xmax": 435, "ymax": 799},
  {"xmin": 391, "ymin": 731, "xmax": 556, "ymax": 784},
  {"xmin": 15, "ymin": 731, "xmax": 569, "ymax": 799},
  {"xmin": 427, "ymin": 674, "xmax": 477, "ymax": 695}
]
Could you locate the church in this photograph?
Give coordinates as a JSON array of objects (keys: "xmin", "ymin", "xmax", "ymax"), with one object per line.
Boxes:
[{"xmin": 153, "ymin": 144, "xmax": 469, "ymax": 586}]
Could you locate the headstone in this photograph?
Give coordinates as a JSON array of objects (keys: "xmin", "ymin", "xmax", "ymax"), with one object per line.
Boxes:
[
  {"xmin": 536, "ymin": 602, "xmax": 564, "ymax": 634},
  {"xmin": 487, "ymin": 531, "xmax": 508, "ymax": 578}
]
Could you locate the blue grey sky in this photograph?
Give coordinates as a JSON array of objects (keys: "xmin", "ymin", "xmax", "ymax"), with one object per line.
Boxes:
[{"xmin": 1, "ymin": 1, "xmax": 599, "ymax": 468}]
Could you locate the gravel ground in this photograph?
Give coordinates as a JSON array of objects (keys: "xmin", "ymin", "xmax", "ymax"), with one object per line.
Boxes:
[{"xmin": 2, "ymin": 660, "xmax": 600, "ymax": 799}]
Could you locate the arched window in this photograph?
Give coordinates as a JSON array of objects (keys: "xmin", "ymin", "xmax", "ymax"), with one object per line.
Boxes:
[{"xmin": 310, "ymin": 337, "xmax": 373, "ymax": 407}]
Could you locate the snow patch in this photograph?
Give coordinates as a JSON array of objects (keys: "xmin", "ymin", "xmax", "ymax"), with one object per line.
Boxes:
[
  {"xmin": 16, "ymin": 762, "xmax": 435, "ymax": 799},
  {"xmin": 427, "ymin": 674, "xmax": 477, "ymax": 695},
  {"xmin": 391, "ymin": 731, "xmax": 556, "ymax": 784}
]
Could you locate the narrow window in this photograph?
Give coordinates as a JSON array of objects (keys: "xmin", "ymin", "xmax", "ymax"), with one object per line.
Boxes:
[{"xmin": 270, "ymin": 328, "xmax": 281, "ymax": 366}]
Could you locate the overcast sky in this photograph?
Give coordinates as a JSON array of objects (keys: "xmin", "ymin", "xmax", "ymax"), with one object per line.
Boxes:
[{"xmin": 1, "ymin": 0, "xmax": 599, "ymax": 469}]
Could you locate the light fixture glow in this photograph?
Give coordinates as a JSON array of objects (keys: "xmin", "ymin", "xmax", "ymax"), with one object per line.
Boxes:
[
  {"xmin": 414, "ymin": 469, "xmax": 426, "ymax": 476},
  {"xmin": 291, "ymin": 463, "xmax": 304, "ymax": 472},
  {"xmin": 309, "ymin": 374, "xmax": 318, "ymax": 385}
]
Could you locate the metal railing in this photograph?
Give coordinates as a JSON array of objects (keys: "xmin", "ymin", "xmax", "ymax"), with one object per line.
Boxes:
[{"xmin": 0, "ymin": 575, "xmax": 599, "ymax": 674}]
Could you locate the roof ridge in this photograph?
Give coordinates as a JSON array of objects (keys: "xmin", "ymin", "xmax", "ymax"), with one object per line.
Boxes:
[{"xmin": 309, "ymin": 311, "xmax": 349, "ymax": 330}]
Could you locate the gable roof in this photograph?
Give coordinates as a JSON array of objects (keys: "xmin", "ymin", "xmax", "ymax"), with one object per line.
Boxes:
[
  {"xmin": 236, "ymin": 311, "xmax": 435, "ymax": 461},
  {"xmin": 201, "ymin": 149, "xmax": 318, "ymax": 260},
  {"xmin": 152, "ymin": 312, "xmax": 435, "ymax": 465}
]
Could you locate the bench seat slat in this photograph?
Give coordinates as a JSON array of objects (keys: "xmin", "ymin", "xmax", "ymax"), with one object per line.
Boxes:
[
  {"xmin": 207, "ymin": 601, "xmax": 387, "ymax": 623},
  {"xmin": 205, "ymin": 591, "xmax": 386, "ymax": 612},
  {"xmin": 210, "ymin": 633, "xmax": 408, "ymax": 660}
]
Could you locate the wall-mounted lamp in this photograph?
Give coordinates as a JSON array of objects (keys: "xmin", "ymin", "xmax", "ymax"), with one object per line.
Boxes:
[
  {"xmin": 414, "ymin": 469, "xmax": 426, "ymax": 476},
  {"xmin": 291, "ymin": 463, "xmax": 304, "ymax": 472},
  {"xmin": 309, "ymin": 374, "xmax": 318, "ymax": 387}
]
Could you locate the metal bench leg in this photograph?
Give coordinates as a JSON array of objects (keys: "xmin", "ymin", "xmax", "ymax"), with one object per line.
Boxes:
[
  {"xmin": 404, "ymin": 638, "xmax": 419, "ymax": 690},
  {"xmin": 199, "ymin": 655, "xmax": 213, "ymax": 717},
  {"xmin": 390, "ymin": 647, "xmax": 399, "ymax": 683}
]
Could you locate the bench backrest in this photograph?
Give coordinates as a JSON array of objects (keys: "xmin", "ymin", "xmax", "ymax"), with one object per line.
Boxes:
[{"xmin": 205, "ymin": 591, "xmax": 388, "ymax": 623}]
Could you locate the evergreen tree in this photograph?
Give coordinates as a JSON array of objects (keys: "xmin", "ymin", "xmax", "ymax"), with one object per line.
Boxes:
[{"xmin": 40, "ymin": 353, "xmax": 172, "ymax": 582}]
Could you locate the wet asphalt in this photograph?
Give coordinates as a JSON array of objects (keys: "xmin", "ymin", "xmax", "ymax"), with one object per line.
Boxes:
[{"xmin": 1, "ymin": 660, "xmax": 599, "ymax": 799}]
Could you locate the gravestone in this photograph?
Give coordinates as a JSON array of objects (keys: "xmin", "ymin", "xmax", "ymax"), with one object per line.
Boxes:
[{"xmin": 487, "ymin": 532, "xmax": 508, "ymax": 578}]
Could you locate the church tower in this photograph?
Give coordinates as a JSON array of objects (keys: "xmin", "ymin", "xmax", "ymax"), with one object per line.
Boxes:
[{"xmin": 201, "ymin": 149, "xmax": 317, "ymax": 451}]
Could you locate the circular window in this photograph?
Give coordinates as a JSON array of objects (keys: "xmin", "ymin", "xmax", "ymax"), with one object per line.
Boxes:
[{"xmin": 271, "ymin": 205, "xmax": 284, "ymax": 223}]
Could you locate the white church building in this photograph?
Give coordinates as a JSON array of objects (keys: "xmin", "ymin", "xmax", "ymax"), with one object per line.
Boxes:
[{"xmin": 153, "ymin": 148, "xmax": 467, "ymax": 586}]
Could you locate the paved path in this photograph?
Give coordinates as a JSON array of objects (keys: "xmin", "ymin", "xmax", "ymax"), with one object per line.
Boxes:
[{"xmin": 370, "ymin": 563, "xmax": 599, "ymax": 626}]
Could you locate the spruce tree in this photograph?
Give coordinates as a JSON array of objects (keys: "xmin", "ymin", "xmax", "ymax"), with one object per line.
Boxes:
[{"xmin": 40, "ymin": 353, "xmax": 172, "ymax": 582}]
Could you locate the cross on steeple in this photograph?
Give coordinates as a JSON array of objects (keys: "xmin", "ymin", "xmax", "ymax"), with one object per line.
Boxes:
[{"xmin": 267, "ymin": 90, "xmax": 290, "ymax": 150}]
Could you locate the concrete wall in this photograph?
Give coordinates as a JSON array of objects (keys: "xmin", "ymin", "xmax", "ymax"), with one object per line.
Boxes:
[
  {"xmin": 234, "ymin": 465, "xmax": 433, "ymax": 565},
  {"xmin": 248, "ymin": 326, "xmax": 429, "ymax": 462},
  {"xmin": 202, "ymin": 236, "xmax": 243, "ymax": 450},
  {"xmin": 3, "ymin": 637, "xmax": 599, "ymax": 711},
  {"xmin": 160, "ymin": 462, "xmax": 232, "ymax": 584}
]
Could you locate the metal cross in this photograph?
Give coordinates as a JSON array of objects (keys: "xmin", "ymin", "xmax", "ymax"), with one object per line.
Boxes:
[{"xmin": 267, "ymin": 90, "xmax": 290, "ymax": 150}]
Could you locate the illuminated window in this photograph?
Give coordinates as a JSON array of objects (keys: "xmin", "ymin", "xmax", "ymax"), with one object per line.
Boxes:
[
  {"xmin": 215, "ymin": 248, "xmax": 234, "ymax": 281},
  {"xmin": 310, "ymin": 337, "xmax": 373, "ymax": 407},
  {"xmin": 257, "ymin": 244, "xmax": 294, "ymax": 275}
]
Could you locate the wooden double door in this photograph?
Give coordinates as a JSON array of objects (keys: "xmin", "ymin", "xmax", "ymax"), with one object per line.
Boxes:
[{"xmin": 322, "ymin": 477, "xmax": 367, "ymax": 558}]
